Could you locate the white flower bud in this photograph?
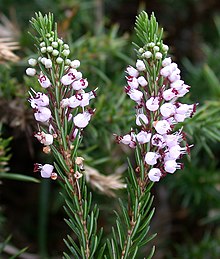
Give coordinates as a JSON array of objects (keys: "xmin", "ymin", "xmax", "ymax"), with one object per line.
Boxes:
[
  {"xmin": 40, "ymin": 42, "xmax": 46, "ymax": 47},
  {"xmin": 136, "ymin": 59, "xmax": 146, "ymax": 71},
  {"xmin": 63, "ymin": 44, "xmax": 69, "ymax": 49},
  {"xmin": 162, "ymin": 57, "xmax": 172, "ymax": 67},
  {"xmin": 52, "ymin": 42, "xmax": 58, "ymax": 48},
  {"xmin": 56, "ymin": 57, "xmax": 64, "ymax": 64},
  {"xmin": 40, "ymin": 47, "xmax": 47, "ymax": 53},
  {"xmin": 28, "ymin": 58, "xmax": 37, "ymax": 66},
  {"xmin": 58, "ymin": 39, "xmax": 63, "ymax": 45},
  {"xmin": 148, "ymin": 42, "xmax": 155, "ymax": 48},
  {"xmin": 65, "ymin": 59, "xmax": 71, "ymax": 65},
  {"xmin": 155, "ymin": 52, "xmax": 162, "ymax": 59},
  {"xmin": 47, "ymin": 46, "xmax": 53, "ymax": 52},
  {"xmin": 45, "ymin": 59, "xmax": 52, "ymax": 69},
  {"xmin": 136, "ymin": 113, "xmax": 148, "ymax": 126},
  {"xmin": 41, "ymin": 57, "xmax": 47, "ymax": 65},
  {"xmin": 26, "ymin": 68, "xmax": 36, "ymax": 76},
  {"xmin": 70, "ymin": 60, "xmax": 80, "ymax": 68},
  {"xmin": 139, "ymin": 48, "xmax": 144, "ymax": 53},
  {"xmin": 137, "ymin": 76, "xmax": 148, "ymax": 87},
  {"xmin": 62, "ymin": 49, "xmax": 70, "ymax": 56},
  {"xmin": 46, "ymin": 33, "xmax": 51, "ymax": 38},
  {"xmin": 153, "ymin": 46, "xmax": 160, "ymax": 52},
  {"xmin": 52, "ymin": 49, "xmax": 59, "ymax": 56},
  {"xmin": 49, "ymin": 37, "xmax": 54, "ymax": 42},
  {"xmin": 145, "ymin": 152, "xmax": 160, "ymax": 165},
  {"xmin": 162, "ymin": 44, "xmax": 169, "ymax": 52},
  {"xmin": 142, "ymin": 51, "xmax": 152, "ymax": 59}
]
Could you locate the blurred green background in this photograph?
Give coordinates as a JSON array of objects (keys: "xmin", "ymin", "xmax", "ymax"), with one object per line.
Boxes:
[{"xmin": 1, "ymin": 0, "xmax": 220, "ymax": 258}]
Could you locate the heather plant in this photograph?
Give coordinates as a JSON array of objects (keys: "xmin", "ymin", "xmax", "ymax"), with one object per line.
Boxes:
[{"xmin": 25, "ymin": 11, "xmax": 196, "ymax": 258}]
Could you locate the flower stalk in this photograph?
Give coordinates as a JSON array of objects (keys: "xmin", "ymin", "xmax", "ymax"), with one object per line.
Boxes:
[
  {"xmin": 112, "ymin": 11, "xmax": 196, "ymax": 258},
  {"xmin": 27, "ymin": 12, "xmax": 102, "ymax": 258}
]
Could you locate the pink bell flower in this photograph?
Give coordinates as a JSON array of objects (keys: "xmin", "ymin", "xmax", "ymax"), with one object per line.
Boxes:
[
  {"xmin": 148, "ymin": 168, "xmax": 162, "ymax": 182},
  {"xmin": 34, "ymin": 107, "xmax": 51, "ymax": 122},
  {"xmin": 38, "ymin": 73, "xmax": 51, "ymax": 88}
]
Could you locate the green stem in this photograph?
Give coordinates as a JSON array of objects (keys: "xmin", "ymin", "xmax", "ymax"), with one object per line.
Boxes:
[{"xmin": 38, "ymin": 179, "xmax": 50, "ymax": 258}]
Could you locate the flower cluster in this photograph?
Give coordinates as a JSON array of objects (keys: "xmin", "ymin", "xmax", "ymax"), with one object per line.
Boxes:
[
  {"xmin": 26, "ymin": 32, "xmax": 96, "ymax": 178},
  {"xmin": 116, "ymin": 45, "xmax": 196, "ymax": 182}
]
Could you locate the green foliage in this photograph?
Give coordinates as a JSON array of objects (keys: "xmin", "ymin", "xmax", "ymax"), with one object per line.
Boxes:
[
  {"xmin": 173, "ymin": 233, "xmax": 220, "ymax": 259},
  {"xmin": 135, "ymin": 12, "xmax": 163, "ymax": 46},
  {"xmin": 106, "ymin": 149, "xmax": 156, "ymax": 258}
]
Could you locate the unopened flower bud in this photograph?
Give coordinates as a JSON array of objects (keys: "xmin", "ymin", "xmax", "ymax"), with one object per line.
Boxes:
[
  {"xmin": 137, "ymin": 76, "xmax": 148, "ymax": 86},
  {"xmin": 40, "ymin": 42, "xmax": 46, "ymax": 47},
  {"xmin": 26, "ymin": 68, "xmax": 36, "ymax": 76},
  {"xmin": 47, "ymin": 46, "xmax": 53, "ymax": 52},
  {"xmin": 45, "ymin": 59, "xmax": 52, "ymax": 69},
  {"xmin": 58, "ymin": 39, "xmax": 63, "ymax": 45},
  {"xmin": 28, "ymin": 58, "xmax": 37, "ymax": 66},
  {"xmin": 52, "ymin": 49, "xmax": 59, "ymax": 56},
  {"xmin": 142, "ymin": 51, "xmax": 152, "ymax": 59},
  {"xmin": 145, "ymin": 152, "xmax": 160, "ymax": 165},
  {"xmin": 65, "ymin": 59, "xmax": 71, "ymax": 65},
  {"xmin": 41, "ymin": 47, "xmax": 47, "ymax": 53},
  {"xmin": 70, "ymin": 60, "xmax": 80, "ymax": 69},
  {"xmin": 63, "ymin": 44, "xmax": 69, "ymax": 49},
  {"xmin": 52, "ymin": 42, "xmax": 58, "ymax": 48},
  {"xmin": 56, "ymin": 57, "xmax": 64, "ymax": 64},
  {"xmin": 162, "ymin": 44, "xmax": 169, "ymax": 52},
  {"xmin": 153, "ymin": 46, "xmax": 160, "ymax": 52},
  {"xmin": 155, "ymin": 52, "xmax": 162, "ymax": 59},
  {"xmin": 62, "ymin": 49, "xmax": 70, "ymax": 56},
  {"xmin": 162, "ymin": 57, "xmax": 172, "ymax": 67},
  {"xmin": 136, "ymin": 59, "xmax": 146, "ymax": 71},
  {"xmin": 148, "ymin": 42, "xmax": 155, "ymax": 48}
]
